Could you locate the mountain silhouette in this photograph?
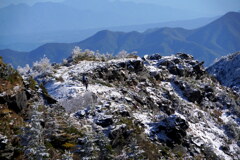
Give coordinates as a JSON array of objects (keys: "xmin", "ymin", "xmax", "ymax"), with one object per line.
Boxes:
[{"xmin": 0, "ymin": 12, "xmax": 240, "ymax": 67}]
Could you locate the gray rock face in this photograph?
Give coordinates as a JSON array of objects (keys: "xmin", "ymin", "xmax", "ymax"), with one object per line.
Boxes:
[
  {"xmin": 149, "ymin": 115, "xmax": 189, "ymax": 146},
  {"xmin": 207, "ymin": 52, "xmax": 240, "ymax": 94},
  {"xmin": 0, "ymin": 134, "xmax": 8, "ymax": 150},
  {"xmin": 95, "ymin": 115, "xmax": 113, "ymax": 127},
  {"xmin": 147, "ymin": 53, "xmax": 162, "ymax": 60},
  {"xmin": 0, "ymin": 90, "xmax": 28, "ymax": 113}
]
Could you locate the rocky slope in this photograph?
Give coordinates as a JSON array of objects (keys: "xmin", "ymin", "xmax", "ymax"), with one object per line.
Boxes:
[
  {"xmin": 207, "ymin": 52, "xmax": 240, "ymax": 95},
  {"xmin": 1, "ymin": 52, "xmax": 240, "ymax": 159}
]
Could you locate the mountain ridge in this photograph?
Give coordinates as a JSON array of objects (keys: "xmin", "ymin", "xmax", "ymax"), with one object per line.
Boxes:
[
  {"xmin": 0, "ymin": 11, "xmax": 240, "ymax": 67},
  {"xmin": 0, "ymin": 0, "xmax": 218, "ymax": 51},
  {"xmin": 2, "ymin": 51, "xmax": 239, "ymax": 159},
  {"xmin": 207, "ymin": 52, "xmax": 240, "ymax": 94}
]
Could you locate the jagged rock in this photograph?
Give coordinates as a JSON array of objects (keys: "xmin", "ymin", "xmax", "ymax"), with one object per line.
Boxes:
[
  {"xmin": 127, "ymin": 60, "xmax": 144, "ymax": 72},
  {"xmin": 74, "ymin": 110, "xmax": 86, "ymax": 119},
  {"xmin": 95, "ymin": 115, "xmax": 114, "ymax": 127},
  {"xmin": 150, "ymin": 71, "xmax": 164, "ymax": 81},
  {"xmin": 201, "ymin": 100, "xmax": 215, "ymax": 109},
  {"xmin": 185, "ymin": 88, "xmax": 203, "ymax": 103},
  {"xmin": 0, "ymin": 91, "xmax": 28, "ymax": 113},
  {"xmin": 109, "ymin": 124, "xmax": 129, "ymax": 147},
  {"xmin": 24, "ymin": 89, "xmax": 33, "ymax": 100},
  {"xmin": 168, "ymin": 65, "xmax": 180, "ymax": 75},
  {"xmin": 133, "ymin": 95, "xmax": 145, "ymax": 105},
  {"xmin": 157, "ymin": 98, "xmax": 174, "ymax": 115},
  {"xmin": 148, "ymin": 54, "xmax": 162, "ymax": 60},
  {"xmin": 193, "ymin": 61, "xmax": 205, "ymax": 78},
  {"xmin": 118, "ymin": 62, "xmax": 127, "ymax": 68},
  {"xmin": 103, "ymin": 101, "xmax": 111, "ymax": 109},
  {"xmin": 176, "ymin": 53, "xmax": 193, "ymax": 60},
  {"xmin": 0, "ymin": 134, "xmax": 8, "ymax": 150},
  {"xmin": 1, "ymin": 53, "xmax": 239, "ymax": 159},
  {"xmin": 42, "ymin": 93, "xmax": 57, "ymax": 104},
  {"xmin": 119, "ymin": 110, "xmax": 130, "ymax": 117},
  {"xmin": 0, "ymin": 134, "xmax": 14, "ymax": 160},
  {"xmin": 220, "ymin": 145, "xmax": 231, "ymax": 155},
  {"xmin": 174, "ymin": 80, "xmax": 203, "ymax": 103},
  {"xmin": 150, "ymin": 115, "xmax": 189, "ymax": 146},
  {"xmin": 114, "ymin": 105, "xmax": 131, "ymax": 117},
  {"xmin": 158, "ymin": 59, "xmax": 175, "ymax": 68},
  {"xmin": 207, "ymin": 52, "xmax": 240, "ymax": 94}
]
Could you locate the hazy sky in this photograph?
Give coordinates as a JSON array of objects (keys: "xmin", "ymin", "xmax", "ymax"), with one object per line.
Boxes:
[{"xmin": 1, "ymin": 0, "xmax": 240, "ymax": 16}]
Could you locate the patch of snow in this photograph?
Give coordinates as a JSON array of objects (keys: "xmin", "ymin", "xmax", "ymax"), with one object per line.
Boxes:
[
  {"xmin": 184, "ymin": 111, "xmax": 233, "ymax": 160},
  {"xmin": 13, "ymin": 86, "xmax": 20, "ymax": 92},
  {"xmin": 0, "ymin": 92, "xmax": 6, "ymax": 96},
  {"xmin": 133, "ymin": 112, "xmax": 152, "ymax": 134}
]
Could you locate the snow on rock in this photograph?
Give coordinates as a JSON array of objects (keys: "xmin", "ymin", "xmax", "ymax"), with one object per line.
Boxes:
[
  {"xmin": 133, "ymin": 112, "xmax": 152, "ymax": 134},
  {"xmin": 207, "ymin": 52, "xmax": 240, "ymax": 94},
  {"xmin": 14, "ymin": 53, "xmax": 240, "ymax": 159}
]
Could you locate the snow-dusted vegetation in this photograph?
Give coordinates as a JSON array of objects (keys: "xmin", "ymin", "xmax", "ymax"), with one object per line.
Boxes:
[
  {"xmin": 1, "ymin": 50, "xmax": 240, "ymax": 159},
  {"xmin": 207, "ymin": 52, "xmax": 240, "ymax": 94}
]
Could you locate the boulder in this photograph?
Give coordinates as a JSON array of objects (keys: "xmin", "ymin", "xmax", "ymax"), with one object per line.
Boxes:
[
  {"xmin": 133, "ymin": 95, "xmax": 145, "ymax": 105},
  {"xmin": 193, "ymin": 61, "xmax": 205, "ymax": 78},
  {"xmin": 148, "ymin": 54, "xmax": 162, "ymax": 60},
  {"xmin": 118, "ymin": 62, "xmax": 127, "ymax": 68},
  {"xmin": 176, "ymin": 53, "xmax": 193, "ymax": 60},
  {"xmin": 127, "ymin": 60, "xmax": 144, "ymax": 72},
  {"xmin": 42, "ymin": 93, "xmax": 57, "ymax": 104},
  {"xmin": 109, "ymin": 125, "xmax": 128, "ymax": 140},
  {"xmin": 0, "ymin": 134, "xmax": 8, "ymax": 150},
  {"xmin": 174, "ymin": 79, "xmax": 204, "ymax": 104},
  {"xmin": 157, "ymin": 99, "xmax": 174, "ymax": 115},
  {"xmin": 109, "ymin": 124, "xmax": 129, "ymax": 147},
  {"xmin": 184, "ymin": 88, "xmax": 203, "ymax": 104},
  {"xmin": 151, "ymin": 115, "xmax": 189, "ymax": 146},
  {"xmin": 0, "ymin": 91, "xmax": 28, "ymax": 113},
  {"xmin": 95, "ymin": 115, "xmax": 113, "ymax": 127},
  {"xmin": 158, "ymin": 60, "xmax": 175, "ymax": 68},
  {"xmin": 74, "ymin": 110, "xmax": 86, "ymax": 119}
]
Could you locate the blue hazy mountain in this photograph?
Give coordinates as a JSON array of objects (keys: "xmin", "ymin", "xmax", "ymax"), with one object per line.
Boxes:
[
  {"xmin": 0, "ymin": 16, "xmax": 216, "ymax": 52},
  {"xmin": 0, "ymin": 12, "xmax": 239, "ymax": 67},
  {"xmin": 0, "ymin": 0, "xmax": 215, "ymax": 51},
  {"xmin": 0, "ymin": 1, "xmax": 203, "ymax": 35}
]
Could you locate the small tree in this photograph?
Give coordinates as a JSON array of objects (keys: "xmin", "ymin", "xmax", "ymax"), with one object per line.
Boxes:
[
  {"xmin": 32, "ymin": 56, "xmax": 53, "ymax": 78},
  {"xmin": 17, "ymin": 64, "xmax": 31, "ymax": 76},
  {"xmin": 84, "ymin": 49, "xmax": 95, "ymax": 58},
  {"xmin": 105, "ymin": 53, "xmax": 114, "ymax": 60},
  {"xmin": 62, "ymin": 58, "xmax": 68, "ymax": 65},
  {"xmin": 71, "ymin": 46, "xmax": 82, "ymax": 60},
  {"xmin": 116, "ymin": 50, "xmax": 129, "ymax": 59},
  {"xmin": 71, "ymin": 46, "xmax": 97, "ymax": 62}
]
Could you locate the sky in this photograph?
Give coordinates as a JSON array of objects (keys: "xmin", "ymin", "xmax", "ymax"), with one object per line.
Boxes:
[{"xmin": 1, "ymin": 0, "xmax": 240, "ymax": 16}]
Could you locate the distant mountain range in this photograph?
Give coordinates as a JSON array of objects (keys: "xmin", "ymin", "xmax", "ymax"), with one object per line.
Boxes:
[
  {"xmin": 0, "ymin": 0, "xmax": 216, "ymax": 51},
  {"xmin": 0, "ymin": 0, "xmax": 204, "ymax": 35},
  {"xmin": 0, "ymin": 16, "xmax": 217, "ymax": 52},
  {"xmin": 0, "ymin": 11, "xmax": 240, "ymax": 67}
]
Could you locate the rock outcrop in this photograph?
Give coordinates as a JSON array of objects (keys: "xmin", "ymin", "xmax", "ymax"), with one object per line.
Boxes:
[
  {"xmin": 207, "ymin": 52, "xmax": 240, "ymax": 94},
  {"xmin": 1, "ymin": 53, "xmax": 240, "ymax": 159}
]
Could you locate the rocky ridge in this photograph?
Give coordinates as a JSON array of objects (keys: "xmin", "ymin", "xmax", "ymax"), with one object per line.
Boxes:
[
  {"xmin": 0, "ymin": 53, "xmax": 240, "ymax": 159},
  {"xmin": 207, "ymin": 52, "xmax": 240, "ymax": 95}
]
